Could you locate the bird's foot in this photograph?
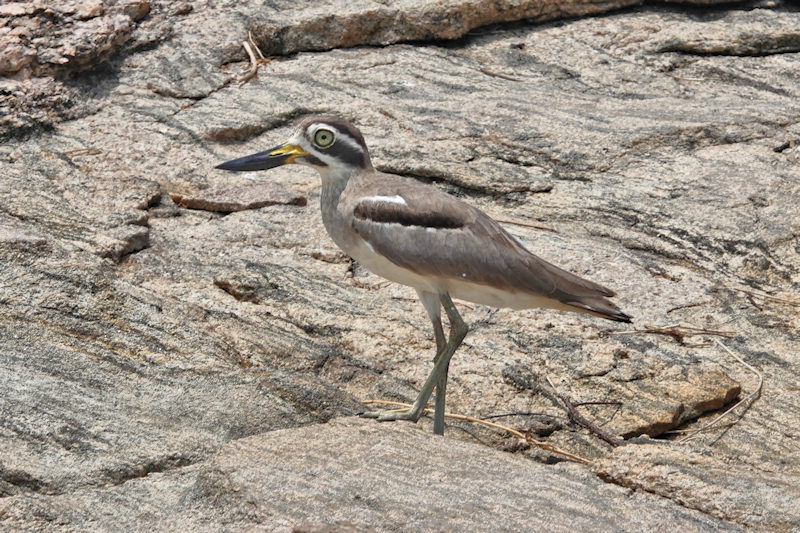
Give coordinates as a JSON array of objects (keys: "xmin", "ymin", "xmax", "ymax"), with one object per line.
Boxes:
[{"xmin": 359, "ymin": 408, "xmax": 421, "ymax": 423}]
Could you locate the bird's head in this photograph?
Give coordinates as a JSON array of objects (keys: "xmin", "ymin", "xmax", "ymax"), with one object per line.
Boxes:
[{"xmin": 216, "ymin": 115, "xmax": 373, "ymax": 180}]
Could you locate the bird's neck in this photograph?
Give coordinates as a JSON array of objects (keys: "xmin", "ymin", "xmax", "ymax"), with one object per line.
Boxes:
[
  {"xmin": 318, "ymin": 168, "xmax": 358, "ymax": 253},
  {"xmin": 318, "ymin": 166, "xmax": 354, "ymax": 207}
]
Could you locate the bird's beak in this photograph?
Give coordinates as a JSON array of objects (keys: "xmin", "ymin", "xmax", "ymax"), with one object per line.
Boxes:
[{"xmin": 215, "ymin": 143, "xmax": 309, "ymax": 172}]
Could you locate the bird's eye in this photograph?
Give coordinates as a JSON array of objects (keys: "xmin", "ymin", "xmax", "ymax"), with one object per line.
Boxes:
[{"xmin": 314, "ymin": 128, "xmax": 335, "ymax": 148}]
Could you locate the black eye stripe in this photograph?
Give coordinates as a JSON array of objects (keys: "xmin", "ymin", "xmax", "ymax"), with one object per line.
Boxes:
[{"xmin": 302, "ymin": 122, "xmax": 369, "ymax": 168}]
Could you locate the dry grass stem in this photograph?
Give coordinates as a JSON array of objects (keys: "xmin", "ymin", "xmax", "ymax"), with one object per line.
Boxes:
[
  {"xmin": 733, "ymin": 286, "xmax": 800, "ymax": 306},
  {"xmin": 678, "ymin": 339, "xmax": 764, "ymax": 443},
  {"xmin": 248, "ymin": 31, "xmax": 265, "ymax": 59},
  {"xmin": 362, "ymin": 399, "xmax": 589, "ymax": 464},
  {"xmin": 480, "ymin": 411, "xmax": 563, "ymax": 421},
  {"xmin": 238, "ymin": 37, "xmax": 268, "ymax": 85}
]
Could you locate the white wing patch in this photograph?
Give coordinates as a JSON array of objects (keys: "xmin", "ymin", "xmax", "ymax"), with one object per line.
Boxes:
[
  {"xmin": 510, "ymin": 234, "xmax": 529, "ymax": 250},
  {"xmin": 360, "ymin": 195, "xmax": 407, "ymax": 206}
]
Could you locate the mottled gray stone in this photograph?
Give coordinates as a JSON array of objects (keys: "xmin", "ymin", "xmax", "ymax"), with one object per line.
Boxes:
[
  {"xmin": 171, "ymin": 182, "xmax": 307, "ymax": 213},
  {"xmin": 0, "ymin": 0, "xmax": 156, "ymax": 77},
  {"xmin": 0, "ymin": 419, "xmax": 739, "ymax": 532},
  {"xmin": 504, "ymin": 355, "xmax": 742, "ymax": 439},
  {"xmin": 594, "ymin": 442, "xmax": 800, "ymax": 530},
  {"xmin": 653, "ymin": 9, "xmax": 800, "ymax": 55},
  {"xmin": 94, "ymin": 223, "xmax": 150, "ymax": 261},
  {"xmin": 247, "ymin": 0, "xmax": 647, "ymax": 57}
]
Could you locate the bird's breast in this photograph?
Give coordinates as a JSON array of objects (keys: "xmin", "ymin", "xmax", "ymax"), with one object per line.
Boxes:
[
  {"xmin": 319, "ymin": 196, "xmax": 359, "ymax": 255},
  {"xmin": 318, "ymin": 192, "xmax": 439, "ymax": 293}
]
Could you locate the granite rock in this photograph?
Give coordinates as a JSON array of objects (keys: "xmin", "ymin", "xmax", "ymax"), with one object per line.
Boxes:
[{"xmin": 0, "ymin": 419, "xmax": 738, "ymax": 532}]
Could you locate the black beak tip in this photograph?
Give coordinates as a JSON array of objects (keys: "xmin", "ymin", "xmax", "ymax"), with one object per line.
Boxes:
[
  {"xmin": 215, "ymin": 160, "xmax": 236, "ymax": 171},
  {"xmin": 214, "ymin": 146, "xmax": 292, "ymax": 172}
]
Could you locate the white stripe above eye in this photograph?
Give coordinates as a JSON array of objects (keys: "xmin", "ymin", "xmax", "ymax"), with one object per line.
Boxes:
[{"xmin": 360, "ymin": 195, "xmax": 407, "ymax": 206}]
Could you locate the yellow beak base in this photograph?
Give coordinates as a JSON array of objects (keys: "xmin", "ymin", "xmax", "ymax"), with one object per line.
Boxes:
[{"xmin": 216, "ymin": 142, "xmax": 309, "ymax": 172}]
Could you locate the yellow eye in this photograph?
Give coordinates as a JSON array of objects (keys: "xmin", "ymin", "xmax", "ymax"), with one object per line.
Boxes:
[{"xmin": 314, "ymin": 128, "xmax": 335, "ymax": 148}]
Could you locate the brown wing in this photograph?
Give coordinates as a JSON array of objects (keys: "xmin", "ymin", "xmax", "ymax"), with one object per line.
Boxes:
[{"xmin": 346, "ymin": 173, "xmax": 631, "ymax": 322}]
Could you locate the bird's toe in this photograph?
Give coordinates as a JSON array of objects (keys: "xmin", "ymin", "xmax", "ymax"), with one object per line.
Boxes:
[{"xmin": 358, "ymin": 408, "xmax": 419, "ymax": 422}]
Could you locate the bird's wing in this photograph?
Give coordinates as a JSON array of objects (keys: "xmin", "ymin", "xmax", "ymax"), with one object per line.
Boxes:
[{"xmin": 345, "ymin": 175, "xmax": 627, "ymax": 321}]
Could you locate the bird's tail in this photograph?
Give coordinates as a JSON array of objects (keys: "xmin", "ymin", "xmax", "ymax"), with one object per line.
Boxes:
[
  {"xmin": 528, "ymin": 257, "xmax": 633, "ymax": 323},
  {"xmin": 564, "ymin": 297, "xmax": 632, "ymax": 323}
]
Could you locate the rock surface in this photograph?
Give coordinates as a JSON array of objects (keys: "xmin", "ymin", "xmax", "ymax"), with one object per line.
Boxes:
[
  {"xmin": 593, "ymin": 442, "xmax": 800, "ymax": 530},
  {"xmin": 0, "ymin": 419, "xmax": 736, "ymax": 532},
  {"xmin": 170, "ymin": 182, "xmax": 307, "ymax": 213},
  {"xmin": 1, "ymin": 0, "xmax": 799, "ymax": 530}
]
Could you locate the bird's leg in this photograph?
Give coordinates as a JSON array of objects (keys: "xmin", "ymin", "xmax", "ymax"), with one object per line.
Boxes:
[
  {"xmin": 360, "ymin": 289, "xmax": 443, "ymax": 425},
  {"xmin": 360, "ymin": 292, "xmax": 468, "ymax": 432},
  {"xmin": 431, "ymin": 313, "xmax": 447, "ymax": 435},
  {"xmin": 430, "ymin": 293, "xmax": 469, "ymax": 434},
  {"xmin": 417, "ymin": 290, "xmax": 448, "ymax": 434}
]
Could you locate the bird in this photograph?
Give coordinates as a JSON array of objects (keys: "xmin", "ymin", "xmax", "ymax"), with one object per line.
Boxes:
[{"xmin": 217, "ymin": 115, "xmax": 631, "ymax": 436}]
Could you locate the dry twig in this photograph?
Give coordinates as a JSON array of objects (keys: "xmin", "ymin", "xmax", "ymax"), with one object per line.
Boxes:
[
  {"xmin": 573, "ymin": 400, "xmax": 622, "ymax": 407},
  {"xmin": 545, "ymin": 377, "xmax": 623, "ymax": 447},
  {"xmin": 361, "ymin": 399, "xmax": 589, "ymax": 464},
  {"xmin": 62, "ymin": 147, "xmax": 102, "ymax": 157},
  {"xmin": 479, "ymin": 67, "xmax": 521, "ymax": 82},
  {"xmin": 666, "ymin": 300, "xmax": 711, "ymax": 314},
  {"xmin": 678, "ymin": 339, "xmax": 763, "ymax": 443},
  {"xmin": 494, "ymin": 217, "xmax": 558, "ymax": 233},
  {"xmin": 349, "ymin": 278, "xmax": 391, "ymax": 291},
  {"xmin": 597, "ymin": 323, "xmax": 735, "ymax": 344},
  {"xmin": 746, "ymin": 293, "xmax": 764, "ymax": 312}
]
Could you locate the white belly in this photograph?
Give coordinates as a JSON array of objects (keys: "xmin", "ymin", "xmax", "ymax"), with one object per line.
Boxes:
[
  {"xmin": 349, "ymin": 240, "xmax": 572, "ymax": 312},
  {"xmin": 348, "ymin": 240, "xmax": 441, "ymax": 293}
]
